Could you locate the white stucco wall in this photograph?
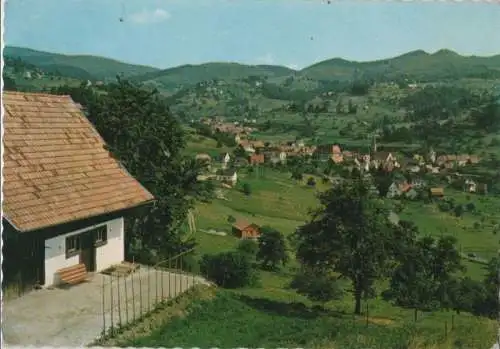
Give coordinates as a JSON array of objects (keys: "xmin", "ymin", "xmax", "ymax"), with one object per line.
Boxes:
[{"xmin": 44, "ymin": 217, "xmax": 125, "ymax": 286}]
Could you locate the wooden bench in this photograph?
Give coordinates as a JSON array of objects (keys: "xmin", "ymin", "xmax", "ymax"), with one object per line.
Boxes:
[{"xmin": 57, "ymin": 263, "xmax": 89, "ymax": 286}]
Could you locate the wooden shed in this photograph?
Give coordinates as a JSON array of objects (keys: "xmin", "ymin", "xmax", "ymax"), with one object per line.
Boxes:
[
  {"xmin": 429, "ymin": 187, "xmax": 445, "ymax": 199},
  {"xmin": 232, "ymin": 220, "xmax": 261, "ymax": 239}
]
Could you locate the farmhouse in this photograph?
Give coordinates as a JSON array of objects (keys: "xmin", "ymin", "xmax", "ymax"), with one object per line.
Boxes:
[
  {"xmin": 216, "ymin": 168, "xmax": 238, "ymax": 186},
  {"xmin": 2, "ymin": 92, "xmax": 155, "ymax": 288},
  {"xmin": 248, "ymin": 153, "xmax": 265, "ymax": 165},
  {"xmin": 232, "ymin": 220, "xmax": 261, "ymax": 239}
]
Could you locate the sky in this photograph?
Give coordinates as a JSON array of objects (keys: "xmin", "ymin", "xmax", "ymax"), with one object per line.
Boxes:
[{"xmin": 4, "ymin": 0, "xmax": 500, "ymax": 70}]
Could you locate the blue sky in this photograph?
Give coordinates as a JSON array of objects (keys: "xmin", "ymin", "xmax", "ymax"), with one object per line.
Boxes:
[{"xmin": 5, "ymin": 0, "xmax": 500, "ymax": 70}]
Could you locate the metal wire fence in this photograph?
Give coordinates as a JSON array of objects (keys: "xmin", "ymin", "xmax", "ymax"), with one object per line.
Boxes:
[{"xmin": 100, "ymin": 248, "xmax": 204, "ymax": 338}]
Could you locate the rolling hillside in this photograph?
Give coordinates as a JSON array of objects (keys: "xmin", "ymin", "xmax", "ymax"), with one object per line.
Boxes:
[
  {"xmin": 301, "ymin": 49, "xmax": 500, "ymax": 81},
  {"xmin": 134, "ymin": 62, "xmax": 295, "ymax": 91},
  {"xmin": 4, "ymin": 46, "xmax": 160, "ymax": 81},
  {"xmin": 6, "ymin": 46, "xmax": 500, "ymax": 91}
]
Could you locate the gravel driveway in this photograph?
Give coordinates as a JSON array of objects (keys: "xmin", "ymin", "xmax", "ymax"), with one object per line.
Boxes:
[{"xmin": 2, "ymin": 266, "xmax": 207, "ymax": 347}]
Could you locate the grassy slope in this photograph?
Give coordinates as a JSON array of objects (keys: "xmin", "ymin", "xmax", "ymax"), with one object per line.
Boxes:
[
  {"xmin": 136, "ymin": 62, "xmax": 295, "ymax": 91},
  {"xmin": 126, "ymin": 283, "xmax": 495, "ymax": 349},
  {"xmin": 172, "ymin": 136, "xmax": 499, "ymax": 347},
  {"xmin": 4, "ymin": 46, "xmax": 160, "ymax": 80}
]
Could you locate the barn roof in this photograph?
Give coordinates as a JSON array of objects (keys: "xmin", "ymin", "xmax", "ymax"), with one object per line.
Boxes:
[
  {"xmin": 232, "ymin": 219, "xmax": 252, "ymax": 231},
  {"xmin": 2, "ymin": 91, "xmax": 155, "ymax": 232}
]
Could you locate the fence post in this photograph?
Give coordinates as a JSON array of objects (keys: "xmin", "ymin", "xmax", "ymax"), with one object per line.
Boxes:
[
  {"xmin": 451, "ymin": 314, "xmax": 454, "ymax": 330},
  {"xmin": 139, "ymin": 267, "xmax": 143, "ymax": 317},
  {"xmin": 365, "ymin": 303, "xmax": 369, "ymax": 327},
  {"xmin": 131, "ymin": 270, "xmax": 136, "ymax": 322},
  {"xmin": 155, "ymin": 265, "xmax": 159, "ymax": 305},
  {"xmin": 174, "ymin": 258, "xmax": 178, "ymax": 296},
  {"xmin": 117, "ymin": 275, "xmax": 122, "ymax": 328},
  {"xmin": 148, "ymin": 265, "xmax": 151, "ymax": 312},
  {"xmin": 102, "ymin": 275, "xmax": 106, "ymax": 336},
  {"xmin": 180, "ymin": 256, "xmax": 184, "ymax": 292},
  {"xmin": 124, "ymin": 273, "xmax": 129, "ymax": 326},
  {"xmin": 161, "ymin": 262, "xmax": 165, "ymax": 302},
  {"xmin": 444, "ymin": 321, "xmax": 448, "ymax": 338},
  {"xmin": 110, "ymin": 273, "xmax": 114, "ymax": 336},
  {"xmin": 168, "ymin": 256, "xmax": 172, "ymax": 298}
]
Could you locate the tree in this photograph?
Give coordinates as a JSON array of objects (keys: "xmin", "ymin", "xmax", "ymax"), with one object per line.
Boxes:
[
  {"xmin": 291, "ymin": 170, "xmax": 303, "ymax": 181},
  {"xmin": 233, "ymin": 145, "xmax": 247, "ymax": 158},
  {"xmin": 454, "ymin": 204, "xmax": 464, "ymax": 217},
  {"xmin": 479, "ymin": 257, "xmax": 500, "ymax": 318},
  {"xmin": 290, "ymin": 269, "xmax": 344, "ymax": 305},
  {"xmin": 347, "ymin": 99, "xmax": 357, "ymax": 114},
  {"xmin": 372, "ymin": 167, "xmax": 394, "ymax": 197},
  {"xmin": 307, "ymin": 177, "xmax": 316, "ymax": 187},
  {"xmin": 472, "ymin": 100, "xmax": 500, "ymax": 131},
  {"xmin": 388, "ymin": 236, "xmax": 441, "ymax": 320},
  {"xmin": 389, "ymin": 235, "xmax": 464, "ymax": 319},
  {"xmin": 447, "ymin": 276, "xmax": 488, "ymax": 315},
  {"xmin": 257, "ymin": 226, "xmax": 289, "ymax": 270},
  {"xmin": 242, "ymin": 183, "xmax": 252, "ymax": 196},
  {"xmin": 294, "ymin": 177, "xmax": 396, "ymax": 314},
  {"xmin": 3, "ymin": 75, "xmax": 17, "ymax": 91},
  {"xmin": 200, "ymin": 251, "xmax": 257, "ymax": 288},
  {"xmin": 237, "ymin": 239, "xmax": 259, "ymax": 260}
]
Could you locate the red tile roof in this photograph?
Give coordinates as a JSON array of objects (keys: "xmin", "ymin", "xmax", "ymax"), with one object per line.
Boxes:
[
  {"xmin": 3, "ymin": 91, "xmax": 155, "ymax": 232},
  {"xmin": 232, "ymin": 220, "xmax": 252, "ymax": 231}
]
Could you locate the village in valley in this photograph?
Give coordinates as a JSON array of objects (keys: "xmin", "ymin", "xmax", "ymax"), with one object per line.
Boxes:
[
  {"xmin": 3, "ymin": 1, "xmax": 500, "ymax": 349},
  {"xmin": 195, "ymin": 116, "xmax": 488, "ymax": 197}
]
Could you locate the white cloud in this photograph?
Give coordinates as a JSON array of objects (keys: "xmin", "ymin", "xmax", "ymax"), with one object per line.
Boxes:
[
  {"xmin": 286, "ymin": 63, "xmax": 299, "ymax": 70},
  {"xmin": 129, "ymin": 8, "xmax": 171, "ymax": 24},
  {"xmin": 256, "ymin": 53, "xmax": 275, "ymax": 65}
]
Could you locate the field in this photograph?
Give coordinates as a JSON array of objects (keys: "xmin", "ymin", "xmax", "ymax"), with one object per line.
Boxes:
[
  {"xmin": 121, "ymin": 155, "xmax": 498, "ymax": 348},
  {"xmin": 192, "ymin": 168, "xmax": 326, "ymax": 255},
  {"xmin": 183, "ymin": 129, "xmax": 232, "ymax": 157}
]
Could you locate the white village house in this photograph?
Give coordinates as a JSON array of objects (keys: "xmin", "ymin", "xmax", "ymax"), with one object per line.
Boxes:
[{"xmin": 2, "ymin": 92, "xmax": 155, "ymax": 288}]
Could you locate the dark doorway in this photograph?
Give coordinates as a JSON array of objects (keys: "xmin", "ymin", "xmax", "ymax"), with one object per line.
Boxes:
[
  {"xmin": 79, "ymin": 231, "xmax": 96, "ymax": 272},
  {"xmin": 3, "ymin": 231, "xmax": 45, "ymax": 292}
]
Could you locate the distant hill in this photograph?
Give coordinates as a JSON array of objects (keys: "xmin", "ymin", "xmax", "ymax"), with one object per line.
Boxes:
[
  {"xmin": 4, "ymin": 46, "xmax": 160, "ymax": 81},
  {"xmin": 301, "ymin": 49, "xmax": 500, "ymax": 81},
  {"xmin": 134, "ymin": 62, "xmax": 295, "ymax": 91},
  {"xmin": 5, "ymin": 46, "xmax": 500, "ymax": 91}
]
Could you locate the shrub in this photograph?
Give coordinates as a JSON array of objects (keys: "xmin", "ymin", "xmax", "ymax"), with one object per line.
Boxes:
[
  {"xmin": 199, "ymin": 251, "xmax": 258, "ymax": 288},
  {"xmin": 227, "ymin": 215, "xmax": 236, "ymax": 223},
  {"xmin": 307, "ymin": 177, "xmax": 316, "ymax": 187},
  {"xmin": 465, "ymin": 202, "xmax": 476, "ymax": 212},
  {"xmin": 237, "ymin": 239, "xmax": 259, "ymax": 259},
  {"xmin": 242, "ymin": 183, "xmax": 252, "ymax": 196},
  {"xmin": 454, "ymin": 205, "xmax": 464, "ymax": 217}
]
